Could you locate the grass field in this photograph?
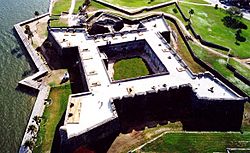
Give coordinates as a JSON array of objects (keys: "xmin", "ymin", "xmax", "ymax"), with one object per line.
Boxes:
[
  {"xmin": 178, "ymin": 3, "xmax": 250, "ymax": 58},
  {"xmin": 156, "ymin": 3, "xmax": 250, "ymax": 58},
  {"xmin": 73, "ymin": 0, "xmax": 84, "ymax": 14},
  {"xmin": 87, "ymin": 0, "xmax": 111, "ymax": 11},
  {"xmin": 52, "ymin": 0, "xmax": 72, "ymax": 15},
  {"xmin": 49, "ymin": 18, "xmax": 68, "ymax": 27},
  {"xmin": 103, "ymin": 0, "xmax": 170, "ymax": 8},
  {"xmin": 34, "ymin": 84, "xmax": 71, "ymax": 153},
  {"xmin": 184, "ymin": 0, "xmax": 209, "ymax": 4},
  {"xmin": 113, "ymin": 57, "xmax": 150, "ymax": 80},
  {"xmin": 228, "ymin": 58, "xmax": 250, "ymax": 80},
  {"xmin": 141, "ymin": 132, "xmax": 250, "ymax": 153}
]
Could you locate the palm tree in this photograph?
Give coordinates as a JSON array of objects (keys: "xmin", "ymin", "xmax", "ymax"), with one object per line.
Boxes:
[
  {"xmin": 188, "ymin": 9, "xmax": 194, "ymax": 20},
  {"xmin": 24, "ymin": 25, "xmax": 33, "ymax": 38},
  {"xmin": 24, "ymin": 25, "xmax": 31, "ymax": 34},
  {"xmin": 24, "ymin": 25, "xmax": 34, "ymax": 44},
  {"xmin": 24, "ymin": 139, "xmax": 35, "ymax": 150},
  {"xmin": 27, "ymin": 124, "xmax": 37, "ymax": 135},
  {"xmin": 33, "ymin": 116, "xmax": 41, "ymax": 125}
]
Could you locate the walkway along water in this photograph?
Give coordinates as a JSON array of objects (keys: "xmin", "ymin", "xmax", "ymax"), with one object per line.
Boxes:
[{"xmin": 14, "ymin": 13, "xmax": 51, "ymax": 153}]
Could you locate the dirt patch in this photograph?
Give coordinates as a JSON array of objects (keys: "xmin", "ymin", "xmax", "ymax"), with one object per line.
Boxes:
[
  {"xmin": 21, "ymin": 15, "xmax": 50, "ymax": 47},
  {"xmin": 44, "ymin": 69, "xmax": 69, "ymax": 87},
  {"xmin": 242, "ymin": 102, "xmax": 250, "ymax": 131}
]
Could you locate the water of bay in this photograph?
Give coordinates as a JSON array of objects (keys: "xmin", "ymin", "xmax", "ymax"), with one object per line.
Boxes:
[{"xmin": 0, "ymin": 0, "xmax": 48, "ymax": 152}]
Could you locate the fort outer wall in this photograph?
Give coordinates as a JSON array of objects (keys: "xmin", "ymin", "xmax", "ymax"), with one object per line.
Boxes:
[
  {"xmin": 112, "ymin": 84, "xmax": 246, "ymax": 133},
  {"xmin": 59, "ymin": 117, "xmax": 120, "ymax": 153},
  {"xmin": 58, "ymin": 84, "xmax": 246, "ymax": 152}
]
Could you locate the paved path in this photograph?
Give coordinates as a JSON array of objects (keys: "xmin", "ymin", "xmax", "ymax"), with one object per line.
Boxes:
[
  {"xmin": 68, "ymin": 0, "xmax": 76, "ymax": 16},
  {"xmin": 49, "ymin": 0, "xmax": 55, "ymax": 15}
]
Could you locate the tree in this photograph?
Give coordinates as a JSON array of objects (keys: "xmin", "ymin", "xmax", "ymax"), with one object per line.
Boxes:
[
  {"xmin": 215, "ymin": 4, "xmax": 218, "ymax": 9},
  {"xmin": 24, "ymin": 25, "xmax": 34, "ymax": 44},
  {"xmin": 24, "ymin": 25, "xmax": 31, "ymax": 34},
  {"xmin": 173, "ymin": 8, "xmax": 178, "ymax": 14},
  {"xmin": 27, "ymin": 125, "xmax": 37, "ymax": 135},
  {"xmin": 24, "ymin": 139, "xmax": 35, "ymax": 150},
  {"xmin": 33, "ymin": 116, "xmax": 41, "ymax": 125},
  {"xmin": 34, "ymin": 11, "xmax": 39, "ymax": 17},
  {"xmin": 188, "ymin": 9, "xmax": 194, "ymax": 20}
]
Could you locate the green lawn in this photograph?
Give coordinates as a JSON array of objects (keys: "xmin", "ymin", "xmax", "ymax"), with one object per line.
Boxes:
[
  {"xmin": 50, "ymin": 19, "xmax": 68, "ymax": 27},
  {"xmin": 113, "ymin": 57, "xmax": 150, "ymax": 80},
  {"xmin": 52, "ymin": 0, "xmax": 72, "ymax": 15},
  {"xmin": 102, "ymin": 0, "xmax": 171, "ymax": 8},
  {"xmin": 34, "ymin": 84, "xmax": 71, "ymax": 153},
  {"xmin": 184, "ymin": 0, "xmax": 209, "ymax": 4},
  {"xmin": 178, "ymin": 3, "xmax": 250, "ymax": 58},
  {"xmin": 74, "ymin": 0, "xmax": 84, "ymax": 14},
  {"xmin": 141, "ymin": 132, "xmax": 250, "ymax": 153},
  {"xmin": 156, "ymin": 3, "xmax": 250, "ymax": 58},
  {"xmin": 228, "ymin": 58, "xmax": 250, "ymax": 80},
  {"xmin": 87, "ymin": 0, "xmax": 112, "ymax": 11}
]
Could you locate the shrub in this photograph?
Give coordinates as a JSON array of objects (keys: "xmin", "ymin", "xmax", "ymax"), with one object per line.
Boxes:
[{"xmin": 173, "ymin": 8, "xmax": 178, "ymax": 14}]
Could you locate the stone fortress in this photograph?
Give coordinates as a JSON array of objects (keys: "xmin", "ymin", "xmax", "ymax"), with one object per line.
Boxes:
[{"xmin": 48, "ymin": 13, "xmax": 248, "ymax": 152}]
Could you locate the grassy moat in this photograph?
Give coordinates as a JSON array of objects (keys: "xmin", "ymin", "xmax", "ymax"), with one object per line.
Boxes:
[
  {"xmin": 141, "ymin": 132, "xmax": 250, "ymax": 153},
  {"xmin": 34, "ymin": 84, "xmax": 71, "ymax": 153},
  {"xmin": 113, "ymin": 57, "xmax": 150, "ymax": 80}
]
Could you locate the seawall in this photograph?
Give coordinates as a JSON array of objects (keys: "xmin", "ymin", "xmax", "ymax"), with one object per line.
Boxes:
[{"xmin": 14, "ymin": 13, "xmax": 51, "ymax": 153}]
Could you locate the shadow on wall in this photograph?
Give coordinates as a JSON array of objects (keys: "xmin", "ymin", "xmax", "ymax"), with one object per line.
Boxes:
[
  {"xmin": 50, "ymin": 112, "xmax": 66, "ymax": 153},
  {"xmin": 59, "ymin": 85, "xmax": 244, "ymax": 153},
  {"xmin": 113, "ymin": 85, "xmax": 244, "ymax": 133}
]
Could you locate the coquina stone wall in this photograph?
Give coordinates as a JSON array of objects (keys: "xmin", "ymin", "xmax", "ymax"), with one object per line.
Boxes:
[
  {"xmin": 60, "ymin": 117, "xmax": 120, "ymax": 153},
  {"xmin": 112, "ymin": 84, "xmax": 245, "ymax": 133}
]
